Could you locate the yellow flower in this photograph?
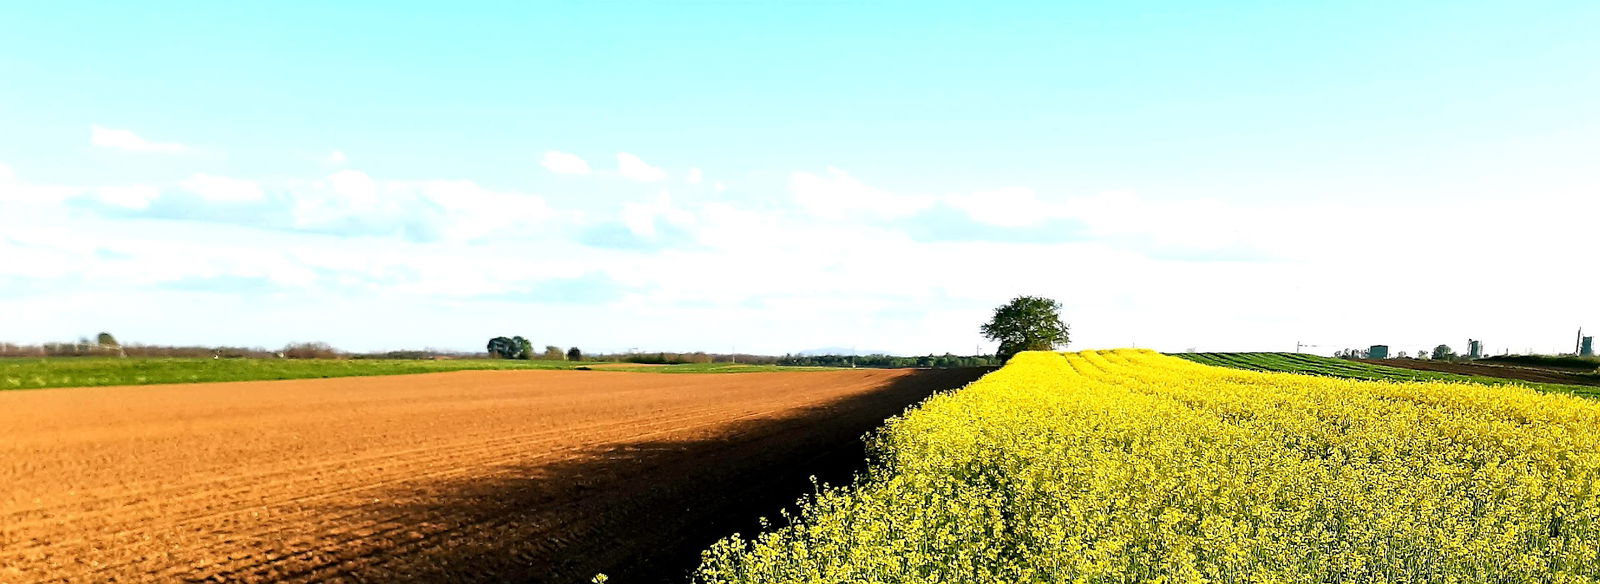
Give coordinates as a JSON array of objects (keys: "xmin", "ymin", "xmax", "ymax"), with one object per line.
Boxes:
[{"xmin": 695, "ymin": 350, "xmax": 1600, "ymax": 583}]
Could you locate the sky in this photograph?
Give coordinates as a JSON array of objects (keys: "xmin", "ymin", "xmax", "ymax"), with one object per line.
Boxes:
[{"xmin": 1, "ymin": 1, "xmax": 1596, "ymax": 356}]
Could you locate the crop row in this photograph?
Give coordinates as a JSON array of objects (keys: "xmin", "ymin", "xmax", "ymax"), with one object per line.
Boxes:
[{"xmin": 1175, "ymin": 351, "xmax": 1598, "ymax": 396}]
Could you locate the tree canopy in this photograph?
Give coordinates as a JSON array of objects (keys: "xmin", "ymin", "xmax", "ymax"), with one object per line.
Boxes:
[
  {"xmin": 1431, "ymin": 344, "xmax": 1456, "ymax": 361},
  {"xmin": 487, "ymin": 336, "xmax": 529, "ymax": 359},
  {"xmin": 981, "ymin": 296, "xmax": 1070, "ymax": 362}
]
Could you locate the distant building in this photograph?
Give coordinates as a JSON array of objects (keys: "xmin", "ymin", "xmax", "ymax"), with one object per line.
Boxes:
[
  {"xmin": 1584, "ymin": 336, "xmax": 1595, "ymax": 358},
  {"xmin": 1368, "ymin": 345, "xmax": 1389, "ymax": 359}
]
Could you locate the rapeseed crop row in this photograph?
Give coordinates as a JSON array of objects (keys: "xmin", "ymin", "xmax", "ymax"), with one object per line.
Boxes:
[{"xmin": 695, "ymin": 349, "xmax": 1600, "ymax": 583}]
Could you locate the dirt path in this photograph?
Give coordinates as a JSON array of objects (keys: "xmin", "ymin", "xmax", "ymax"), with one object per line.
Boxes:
[{"xmin": 0, "ymin": 367, "xmax": 988, "ymax": 583}]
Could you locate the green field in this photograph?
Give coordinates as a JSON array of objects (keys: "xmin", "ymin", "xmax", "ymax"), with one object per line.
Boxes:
[
  {"xmin": 0, "ymin": 358, "xmax": 831, "ymax": 391},
  {"xmin": 1173, "ymin": 351, "xmax": 1600, "ymax": 397}
]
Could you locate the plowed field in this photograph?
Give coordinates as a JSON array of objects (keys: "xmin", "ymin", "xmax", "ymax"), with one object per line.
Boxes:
[
  {"xmin": 0, "ymin": 367, "xmax": 986, "ymax": 583},
  {"xmin": 1359, "ymin": 358, "xmax": 1600, "ymax": 387}
]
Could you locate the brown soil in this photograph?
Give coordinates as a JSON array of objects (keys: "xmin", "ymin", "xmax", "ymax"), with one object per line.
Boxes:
[
  {"xmin": 0, "ymin": 367, "xmax": 988, "ymax": 583},
  {"xmin": 1359, "ymin": 359, "xmax": 1600, "ymax": 387}
]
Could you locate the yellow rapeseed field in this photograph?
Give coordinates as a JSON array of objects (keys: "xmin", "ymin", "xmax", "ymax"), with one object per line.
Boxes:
[{"xmin": 695, "ymin": 349, "xmax": 1600, "ymax": 583}]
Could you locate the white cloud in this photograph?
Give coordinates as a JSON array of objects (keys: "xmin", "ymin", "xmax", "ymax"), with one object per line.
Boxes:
[
  {"xmin": 686, "ymin": 167, "xmax": 703, "ymax": 185},
  {"xmin": 93, "ymin": 185, "xmax": 161, "ymax": 210},
  {"xmin": 0, "ymin": 164, "xmax": 563, "ymax": 245},
  {"xmin": 286, "ymin": 170, "xmax": 558, "ymax": 242},
  {"xmin": 541, "ymin": 150, "xmax": 591, "ymax": 175},
  {"xmin": 328, "ymin": 169, "xmax": 379, "ymax": 203},
  {"xmin": 0, "ymin": 164, "xmax": 79, "ymax": 205},
  {"xmin": 90, "ymin": 125, "xmax": 185, "ymax": 153},
  {"xmin": 944, "ymin": 187, "xmax": 1054, "ymax": 228},
  {"xmin": 290, "ymin": 169, "xmax": 388, "ymax": 231},
  {"xmin": 938, "ymin": 187, "xmax": 1263, "ymax": 254},
  {"xmin": 2, "ymin": 156, "xmax": 1594, "ymax": 357},
  {"xmin": 415, "ymin": 179, "xmax": 556, "ymax": 241},
  {"xmin": 620, "ymin": 191, "xmax": 695, "ymax": 237},
  {"xmin": 790, "ymin": 167, "xmax": 933, "ymax": 219},
  {"xmin": 715, "ymin": 181, "xmax": 726, "ymax": 192},
  {"xmin": 180, "ymin": 173, "xmax": 265, "ymax": 202},
  {"xmin": 1053, "ymin": 191, "xmax": 1293, "ymax": 257},
  {"xmin": 327, "ymin": 150, "xmax": 348, "ymax": 164},
  {"xmin": 617, "ymin": 152, "xmax": 668, "ymax": 182}
]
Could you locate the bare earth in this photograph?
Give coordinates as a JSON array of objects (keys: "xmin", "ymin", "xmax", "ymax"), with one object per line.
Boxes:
[
  {"xmin": 1358, "ymin": 359, "xmax": 1600, "ymax": 387},
  {"xmin": 0, "ymin": 367, "xmax": 986, "ymax": 583}
]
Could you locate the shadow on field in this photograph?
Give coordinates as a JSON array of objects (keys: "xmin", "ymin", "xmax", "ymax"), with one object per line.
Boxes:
[{"xmin": 318, "ymin": 367, "xmax": 991, "ymax": 584}]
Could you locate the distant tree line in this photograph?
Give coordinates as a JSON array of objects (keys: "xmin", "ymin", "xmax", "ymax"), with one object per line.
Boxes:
[
  {"xmin": 776, "ymin": 353, "xmax": 1002, "ymax": 368},
  {"xmin": 0, "ymin": 333, "xmax": 289, "ymax": 359},
  {"xmin": 6, "ymin": 332, "xmax": 993, "ymax": 369},
  {"xmin": 1333, "ymin": 344, "xmax": 1462, "ymax": 361},
  {"xmin": 2, "ymin": 333, "xmax": 477, "ymax": 360},
  {"xmin": 593, "ymin": 351, "xmax": 745, "ymax": 365},
  {"xmin": 0, "ymin": 341, "xmax": 340, "ymax": 359},
  {"xmin": 485, "ymin": 336, "xmax": 583, "ymax": 361},
  {"xmin": 576, "ymin": 351, "xmax": 1001, "ymax": 368}
]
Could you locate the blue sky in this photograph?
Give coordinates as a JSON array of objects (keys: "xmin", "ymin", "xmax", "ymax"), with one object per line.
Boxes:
[{"xmin": 1, "ymin": 1, "xmax": 1596, "ymax": 355}]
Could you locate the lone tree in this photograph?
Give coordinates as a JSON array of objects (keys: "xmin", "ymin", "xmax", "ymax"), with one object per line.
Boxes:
[
  {"xmin": 982, "ymin": 295, "xmax": 1070, "ymax": 362},
  {"xmin": 566, "ymin": 347, "xmax": 583, "ymax": 361}
]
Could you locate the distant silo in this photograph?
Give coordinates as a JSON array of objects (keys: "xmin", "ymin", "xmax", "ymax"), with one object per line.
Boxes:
[{"xmin": 1368, "ymin": 345, "xmax": 1389, "ymax": 359}]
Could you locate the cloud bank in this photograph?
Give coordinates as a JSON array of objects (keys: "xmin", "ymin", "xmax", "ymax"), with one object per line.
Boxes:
[
  {"xmin": 90, "ymin": 125, "xmax": 186, "ymax": 153},
  {"xmin": 541, "ymin": 151, "xmax": 591, "ymax": 175},
  {"xmin": 2, "ymin": 153, "xmax": 1594, "ymax": 357},
  {"xmin": 617, "ymin": 152, "xmax": 667, "ymax": 183}
]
